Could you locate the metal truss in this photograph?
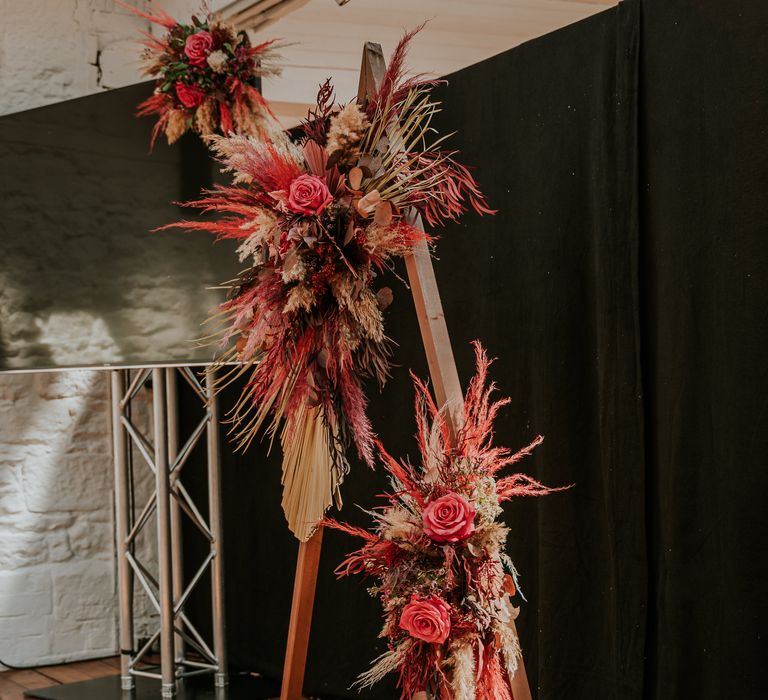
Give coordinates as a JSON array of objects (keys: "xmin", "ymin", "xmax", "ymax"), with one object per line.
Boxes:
[{"xmin": 110, "ymin": 366, "xmax": 227, "ymax": 698}]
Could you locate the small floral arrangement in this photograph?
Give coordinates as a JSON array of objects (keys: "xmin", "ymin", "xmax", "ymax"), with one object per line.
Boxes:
[
  {"xmin": 169, "ymin": 28, "xmax": 493, "ymax": 540},
  {"xmin": 121, "ymin": 1, "xmax": 281, "ymax": 146},
  {"xmin": 326, "ymin": 343, "xmax": 568, "ymax": 699}
]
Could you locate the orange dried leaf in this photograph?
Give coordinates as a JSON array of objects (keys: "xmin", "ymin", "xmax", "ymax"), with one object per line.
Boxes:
[
  {"xmin": 373, "ymin": 200, "xmax": 393, "ymax": 226},
  {"xmin": 357, "ymin": 189, "xmax": 382, "ymax": 217},
  {"xmin": 348, "ymin": 166, "xmax": 363, "ymax": 190}
]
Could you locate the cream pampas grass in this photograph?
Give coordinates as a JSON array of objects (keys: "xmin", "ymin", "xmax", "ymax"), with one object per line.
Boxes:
[
  {"xmin": 355, "ymin": 640, "xmax": 412, "ymax": 690},
  {"xmin": 450, "ymin": 641, "xmax": 476, "ymax": 700},
  {"xmin": 496, "ymin": 607, "xmax": 522, "ymax": 682}
]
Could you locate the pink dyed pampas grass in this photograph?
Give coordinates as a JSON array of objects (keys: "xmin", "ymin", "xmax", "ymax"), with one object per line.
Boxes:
[{"xmin": 326, "ymin": 343, "xmax": 570, "ymax": 699}]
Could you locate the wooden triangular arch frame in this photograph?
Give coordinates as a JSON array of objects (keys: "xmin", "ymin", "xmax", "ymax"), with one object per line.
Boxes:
[{"xmin": 277, "ymin": 42, "xmax": 534, "ymax": 700}]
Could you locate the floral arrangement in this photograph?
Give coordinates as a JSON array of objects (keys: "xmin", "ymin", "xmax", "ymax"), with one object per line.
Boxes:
[
  {"xmin": 326, "ymin": 343, "xmax": 568, "ymax": 699},
  {"xmin": 121, "ymin": 1, "xmax": 281, "ymax": 146},
  {"xmin": 169, "ymin": 28, "xmax": 494, "ymax": 541}
]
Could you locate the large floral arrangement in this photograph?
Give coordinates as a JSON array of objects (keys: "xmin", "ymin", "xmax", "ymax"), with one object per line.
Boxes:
[
  {"xmin": 122, "ymin": 2, "xmax": 281, "ymax": 146},
  {"xmin": 326, "ymin": 343, "xmax": 567, "ymax": 699},
  {"xmin": 170, "ymin": 29, "xmax": 493, "ymax": 540}
]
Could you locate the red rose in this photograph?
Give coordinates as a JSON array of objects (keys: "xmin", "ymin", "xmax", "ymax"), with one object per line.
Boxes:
[
  {"xmin": 422, "ymin": 492, "xmax": 476, "ymax": 543},
  {"xmin": 184, "ymin": 30, "xmax": 214, "ymax": 67},
  {"xmin": 175, "ymin": 82, "xmax": 206, "ymax": 109},
  {"xmin": 399, "ymin": 595, "xmax": 451, "ymax": 644},
  {"xmin": 286, "ymin": 175, "xmax": 333, "ymax": 216}
]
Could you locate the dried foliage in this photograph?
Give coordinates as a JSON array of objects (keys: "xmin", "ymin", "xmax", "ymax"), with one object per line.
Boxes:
[
  {"xmin": 326, "ymin": 343, "xmax": 570, "ymax": 699},
  {"xmin": 121, "ymin": 1, "xmax": 282, "ymax": 147},
  {"xmin": 166, "ymin": 27, "xmax": 494, "ymax": 541}
]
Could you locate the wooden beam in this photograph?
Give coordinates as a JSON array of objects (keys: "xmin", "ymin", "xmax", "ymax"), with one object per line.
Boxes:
[
  {"xmin": 403, "ymin": 224, "xmax": 464, "ymax": 427},
  {"xmin": 220, "ymin": 0, "xmax": 312, "ymax": 31},
  {"xmin": 279, "ymin": 528, "xmax": 323, "ymax": 700}
]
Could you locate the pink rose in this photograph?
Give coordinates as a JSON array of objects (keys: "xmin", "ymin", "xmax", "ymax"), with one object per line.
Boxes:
[
  {"xmin": 399, "ymin": 595, "xmax": 451, "ymax": 644},
  {"xmin": 175, "ymin": 82, "xmax": 206, "ymax": 109},
  {"xmin": 422, "ymin": 493, "xmax": 476, "ymax": 543},
  {"xmin": 184, "ymin": 30, "xmax": 214, "ymax": 67},
  {"xmin": 286, "ymin": 175, "xmax": 333, "ymax": 216}
]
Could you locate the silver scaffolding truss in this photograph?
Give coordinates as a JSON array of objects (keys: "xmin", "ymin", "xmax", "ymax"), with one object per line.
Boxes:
[{"xmin": 110, "ymin": 366, "xmax": 227, "ymax": 698}]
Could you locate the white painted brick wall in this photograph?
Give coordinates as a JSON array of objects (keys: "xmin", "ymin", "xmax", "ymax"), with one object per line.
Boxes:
[
  {"xmin": 0, "ymin": 0, "xmax": 199, "ymax": 117},
  {"xmin": 0, "ymin": 372, "xmax": 121, "ymax": 666},
  {"xmin": 0, "ymin": 0, "xmax": 197, "ymax": 668}
]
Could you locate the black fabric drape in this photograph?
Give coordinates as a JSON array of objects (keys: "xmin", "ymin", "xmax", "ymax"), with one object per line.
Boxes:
[
  {"xmin": 426, "ymin": 4, "xmax": 645, "ymax": 697},
  {"xmin": 180, "ymin": 1, "xmax": 768, "ymax": 697},
  {"xmin": 640, "ymin": 1, "xmax": 768, "ymax": 698}
]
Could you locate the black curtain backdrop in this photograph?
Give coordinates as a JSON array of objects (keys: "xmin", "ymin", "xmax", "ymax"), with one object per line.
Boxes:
[
  {"xmin": 180, "ymin": 1, "xmax": 768, "ymax": 698},
  {"xmin": 640, "ymin": 1, "xmax": 768, "ymax": 698}
]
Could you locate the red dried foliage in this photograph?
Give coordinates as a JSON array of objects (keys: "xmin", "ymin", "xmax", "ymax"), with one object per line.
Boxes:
[
  {"xmin": 359, "ymin": 26, "xmax": 495, "ymax": 227},
  {"xmin": 136, "ymin": 92, "xmax": 175, "ymax": 150},
  {"xmin": 116, "ymin": 0, "xmax": 176, "ymax": 29},
  {"xmin": 497, "ymin": 471, "xmax": 571, "ymax": 502},
  {"xmin": 406, "ymin": 152, "xmax": 498, "ymax": 227},
  {"xmin": 301, "ymin": 78, "xmax": 336, "ymax": 145},
  {"xmin": 326, "ymin": 344, "xmax": 570, "ymax": 699},
  {"xmin": 364, "ymin": 23, "xmax": 440, "ymax": 126},
  {"xmin": 477, "ymin": 647, "xmax": 513, "ymax": 700}
]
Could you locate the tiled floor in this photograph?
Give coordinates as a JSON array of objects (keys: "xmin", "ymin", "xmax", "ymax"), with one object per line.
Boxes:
[{"xmin": 0, "ymin": 657, "xmax": 119, "ymax": 700}]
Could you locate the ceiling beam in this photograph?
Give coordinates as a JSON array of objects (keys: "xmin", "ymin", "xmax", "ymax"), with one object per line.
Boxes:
[{"xmin": 217, "ymin": 0, "xmax": 312, "ymax": 30}]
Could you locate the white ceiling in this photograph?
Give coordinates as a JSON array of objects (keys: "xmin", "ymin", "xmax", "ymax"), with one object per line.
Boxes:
[{"xmin": 218, "ymin": 0, "xmax": 617, "ymax": 124}]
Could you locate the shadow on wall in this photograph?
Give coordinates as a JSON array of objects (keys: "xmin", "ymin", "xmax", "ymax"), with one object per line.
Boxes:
[{"xmin": 0, "ymin": 84, "xmax": 237, "ymax": 372}]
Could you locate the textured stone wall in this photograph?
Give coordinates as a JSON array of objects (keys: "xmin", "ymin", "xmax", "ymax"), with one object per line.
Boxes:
[
  {"xmin": 0, "ymin": 0, "xmax": 196, "ymax": 668},
  {"xmin": 0, "ymin": 0, "xmax": 197, "ymax": 116},
  {"xmin": 0, "ymin": 372, "xmax": 117, "ymax": 663}
]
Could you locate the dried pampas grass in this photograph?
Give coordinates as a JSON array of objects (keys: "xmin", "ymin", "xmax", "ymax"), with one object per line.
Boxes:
[
  {"xmin": 166, "ymin": 109, "xmax": 187, "ymax": 144},
  {"xmin": 496, "ymin": 613, "xmax": 522, "ymax": 682},
  {"xmin": 449, "ymin": 641, "xmax": 476, "ymax": 700},
  {"xmin": 195, "ymin": 99, "xmax": 217, "ymax": 136},
  {"xmin": 355, "ymin": 640, "xmax": 412, "ymax": 690}
]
